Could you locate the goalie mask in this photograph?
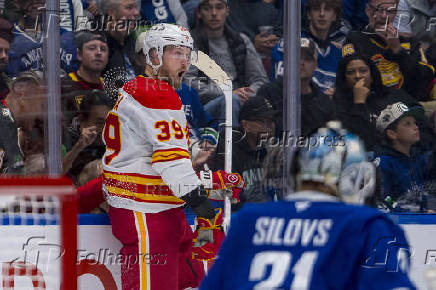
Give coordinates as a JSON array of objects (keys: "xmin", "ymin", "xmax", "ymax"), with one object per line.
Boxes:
[
  {"xmin": 142, "ymin": 23, "xmax": 196, "ymax": 74},
  {"xmin": 295, "ymin": 121, "xmax": 376, "ymax": 204}
]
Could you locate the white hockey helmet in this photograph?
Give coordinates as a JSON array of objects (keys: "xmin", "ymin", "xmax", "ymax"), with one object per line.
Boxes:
[
  {"xmin": 295, "ymin": 121, "xmax": 376, "ymax": 204},
  {"xmin": 142, "ymin": 23, "xmax": 195, "ymax": 73}
]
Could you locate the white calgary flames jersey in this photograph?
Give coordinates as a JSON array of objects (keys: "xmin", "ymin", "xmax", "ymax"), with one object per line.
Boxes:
[{"xmin": 102, "ymin": 76, "xmax": 202, "ymax": 213}]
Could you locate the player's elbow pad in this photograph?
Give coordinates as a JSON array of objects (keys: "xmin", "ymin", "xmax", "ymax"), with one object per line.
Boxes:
[{"xmin": 181, "ymin": 185, "xmax": 214, "ymax": 219}]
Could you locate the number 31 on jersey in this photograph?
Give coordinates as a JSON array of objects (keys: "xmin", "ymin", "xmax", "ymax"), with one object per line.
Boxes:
[{"xmin": 249, "ymin": 250, "xmax": 318, "ymax": 289}]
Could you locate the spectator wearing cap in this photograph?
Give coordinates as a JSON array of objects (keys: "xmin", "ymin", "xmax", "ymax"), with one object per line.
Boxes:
[
  {"xmin": 100, "ymin": 0, "xmax": 140, "ymax": 81},
  {"xmin": 5, "ymin": 0, "xmax": 78, "ymax": 77},
  {"xmin": 342, "ymin": 0, "xmax": 435, "ymax": 100},
  {"xmin": 61, "ymin": 31, "xmax": 109, "ymax": 124},
  {"xmin": 258, "ymin": 37, "xmax": 335, "ymax": 137},
  {"xmin": 0, "ymin": 70, "xmax": 45, "ymax": 174},
  {"xmin": 374, "ymin": 102, "xmax": 434, "ymax": 212},
  {"xmin": 303, "ymin": 0, "xmax": 343, "ymax": 92},
  {"xmin": 212, "ymin": 96, "xmax": 278, "ymax": 204},
  {"xmin": 333, "ymin": 54, "xmax": 436, "ymax": 151},
  {"xmin": 0, "ymin": 18, "xmax": 13, "ymax": 100}
]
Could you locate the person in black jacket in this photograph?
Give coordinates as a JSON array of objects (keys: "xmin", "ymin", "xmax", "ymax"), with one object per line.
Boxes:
[{"xmin": 334, "ymin": 54, "xmax": 435, "ymax": 151}]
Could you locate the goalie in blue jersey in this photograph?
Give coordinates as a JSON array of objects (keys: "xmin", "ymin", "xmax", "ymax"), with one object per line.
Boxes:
[{"xmin": 200, "ymin": 121, "xmax": 416, "ymax": 290}]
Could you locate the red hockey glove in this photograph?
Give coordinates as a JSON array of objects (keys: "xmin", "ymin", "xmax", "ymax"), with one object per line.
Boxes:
[
  {"xmin": 199, "ymin": 170, "xmax": 245, "ymax": 202},
  {"xmin": 192, "ymin": 208, "xmax": 225, "ymax": 261}
]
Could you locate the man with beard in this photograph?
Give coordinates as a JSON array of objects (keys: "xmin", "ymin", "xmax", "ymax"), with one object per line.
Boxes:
[{"xmin": 102, "ymin": 23, "xmax": 244, "ymax": 289}]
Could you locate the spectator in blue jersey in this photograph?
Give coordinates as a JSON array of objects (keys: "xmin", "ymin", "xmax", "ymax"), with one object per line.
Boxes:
[
  {"xmin": 304, "ymin": 0, "xmax": 346, "ymax": 46},
  {"xmin": 342, "ymin": 0, "xmax": 435, "ymax": 100},
  {"xmin": 185, "ymin": 0, "xmax": 268, "ymax": 129},
  {"xmin": 5, "ymin": 0, "xmax": 78, "ymax": 77},
  {"xmin": 212, "ymin": 96, "xmax": 278, "ymax": 204},
  {"xmin": 258, "ymin": 38, "xmax": 335, "ymax": 137},
  {"xmin": 0, "ymin": 18, "xmax": 13, "ymax": 100},
  {"xmin": 100, "ymin": 0, "xmax": 140, "ymax": 81},
  {"xmin": 374, "ymin": 102, "xmax": 435, "ymax": 212},
  {"xmin": 201, "ymin": 122, "xmax": 416, "ymax": 290},
  {"xmin": 61, "ymin": 31, "xmax": 109, "ymax": 120},
  {"xmin": 139, "ymin": 0, "xmax": 189, "ymax": 28},
  {"xmin": 271, "ymin": 0, "xmax": 343, "ymax": 93}
]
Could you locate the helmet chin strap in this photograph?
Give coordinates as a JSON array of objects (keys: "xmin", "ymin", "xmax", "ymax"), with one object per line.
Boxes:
[{"xmin": 145, "ymin": 50, "xmax": 163, "ymax": 77}]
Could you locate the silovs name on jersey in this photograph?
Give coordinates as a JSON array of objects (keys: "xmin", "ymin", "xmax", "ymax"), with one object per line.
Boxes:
[{"xmin": 253, "ymin": 217, "xmax": 332, "ymax": 247}]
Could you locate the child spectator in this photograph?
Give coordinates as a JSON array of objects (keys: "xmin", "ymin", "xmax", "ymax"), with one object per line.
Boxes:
[{"xmin": 374, "ymin": 102, "xmax": 433, "ymax": 212}]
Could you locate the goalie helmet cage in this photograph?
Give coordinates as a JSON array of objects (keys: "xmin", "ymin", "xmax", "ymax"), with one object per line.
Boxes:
[{"xmin": 0, "ymin": 177, "xmax": 77, "ymax": 290}]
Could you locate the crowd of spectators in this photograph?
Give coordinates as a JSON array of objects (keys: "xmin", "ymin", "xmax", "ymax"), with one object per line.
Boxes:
[{"xmin": 1, "ymin": 0, "xmax": 436, "ymax": 213}]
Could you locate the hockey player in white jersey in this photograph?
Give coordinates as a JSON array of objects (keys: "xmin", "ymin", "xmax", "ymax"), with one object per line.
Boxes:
[{"xmin": 102, "ymin": 23, "xmax": 244, "ymax": 290}]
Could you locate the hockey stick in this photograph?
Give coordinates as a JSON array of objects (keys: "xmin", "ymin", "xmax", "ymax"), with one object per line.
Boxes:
[{"xmin": 192, "ymin": 51, "xmax": 233, "ymax": 233}]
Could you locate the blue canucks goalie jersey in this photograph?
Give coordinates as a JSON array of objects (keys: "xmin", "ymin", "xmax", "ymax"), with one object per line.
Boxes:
[{"xmin": 200, "ymin": 191, "xmax": 415, "ymax": 290}]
